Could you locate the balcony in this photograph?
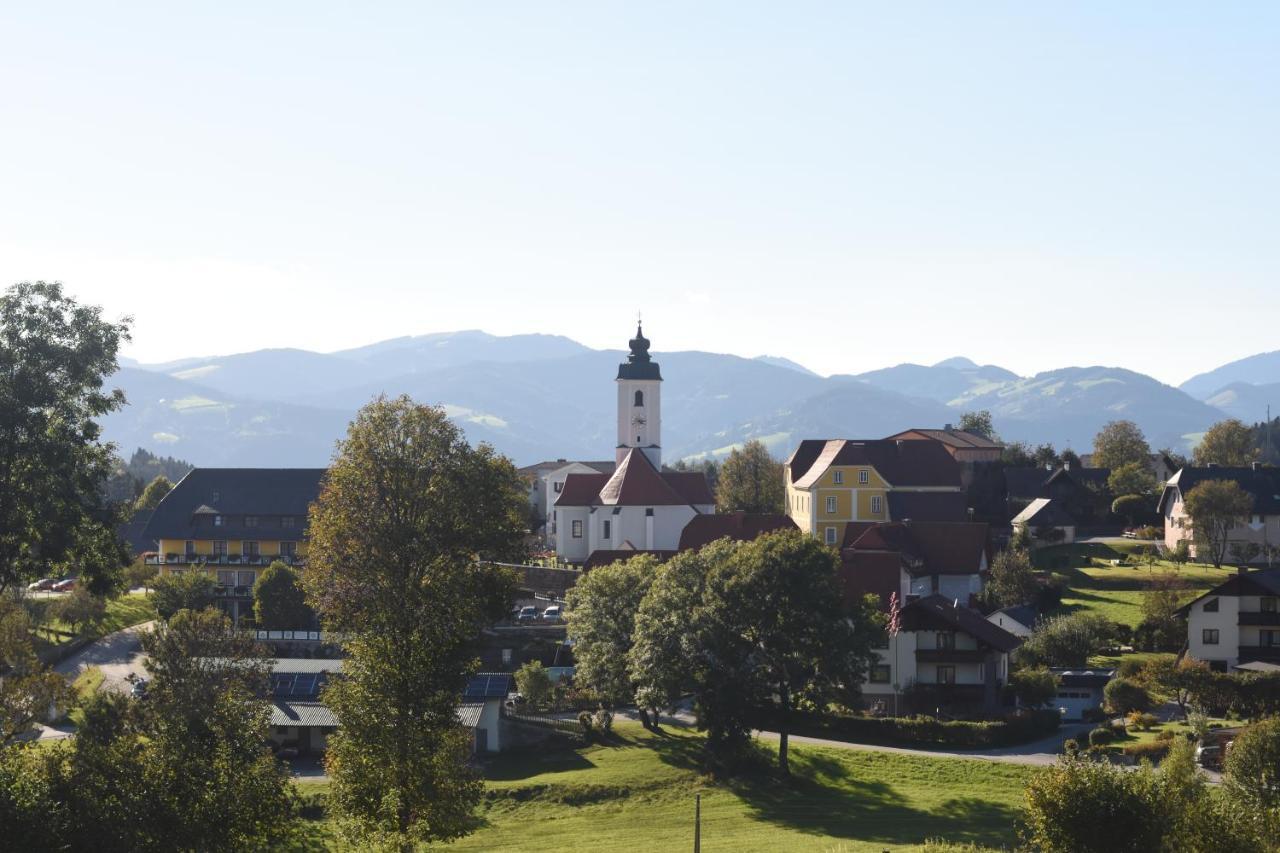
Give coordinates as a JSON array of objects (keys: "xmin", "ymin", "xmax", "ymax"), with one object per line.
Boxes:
[
  {"xmin": 916, "ymin": 648, "xmax": 988, "ymax": 664},
  {"xmin": 1237, "ymin": 646, "xmax": 1280, "ymax": 663},
  {"xmin": 1239, "ymin": 612, "xmax": 1280, "ymax": 626}
]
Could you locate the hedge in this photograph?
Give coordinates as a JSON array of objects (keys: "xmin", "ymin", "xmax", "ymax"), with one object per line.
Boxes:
[
  {"xmin": 1122, "ymin": 741, "xmax": 1171, "ymax": 763},
  {"xmin": 773, "ymin": 708, "xmax": 1061, "ymax": 749}
]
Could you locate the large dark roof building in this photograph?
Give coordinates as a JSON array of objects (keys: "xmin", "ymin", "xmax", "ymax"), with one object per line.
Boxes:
[{"xmin": 144, "ymin": 468, "xmax": 326, "ymax": 544}]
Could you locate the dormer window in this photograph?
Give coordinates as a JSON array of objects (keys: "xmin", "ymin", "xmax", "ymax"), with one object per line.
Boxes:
[
  {"xmin": 213, "ymin": 515, "xmax": 224, "ymax": 527},
  {"xmin": 634, "ymin": 390, "xmax": 644, "ymax": 406},
  {"xmin": 859, "ymin": 470, "xmax": 870, "ymax": 484},
  {"xmin": 245, "ymin": 516, "xmax": 259, "ymax": 528},
  {"xmin": 281, "ymin": 516, "xmax": 296, "ymax": 529}
]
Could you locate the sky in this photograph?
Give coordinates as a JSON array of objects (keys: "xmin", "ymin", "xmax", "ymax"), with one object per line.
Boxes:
[{"xmin": 1, "ymin": 2, "xmax": 1277, "ymax": 385}]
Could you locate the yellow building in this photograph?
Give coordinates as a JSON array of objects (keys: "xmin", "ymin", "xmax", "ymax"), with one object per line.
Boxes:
[
  {"xmin": 785, "ymin": 439, "xmax": 965, "ymax": 546},
  {"xmin": 142, "ymin": 468, "xmax": 326, "ymax": 622}
]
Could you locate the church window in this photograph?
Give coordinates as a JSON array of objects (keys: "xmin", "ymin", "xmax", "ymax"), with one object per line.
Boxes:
[
  {"xmin": 637, "ymin": 436, "xmax": 641, "ymax": 444},
  {"xmin": 602, "ymin": 520, "xmax": 611, "ymax": 540},
  {"xmin": 634, "ymin": 390, "xmax": 644, "ymax": 406},
  {"xmin": 571, "ymin": 520, "xmax": 582, "ymax": 539}
]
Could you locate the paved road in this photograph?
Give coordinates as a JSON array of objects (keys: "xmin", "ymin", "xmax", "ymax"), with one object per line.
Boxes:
[{"xmin": 53, "ymin": 620, "xmax": 156, "ymax": 693}]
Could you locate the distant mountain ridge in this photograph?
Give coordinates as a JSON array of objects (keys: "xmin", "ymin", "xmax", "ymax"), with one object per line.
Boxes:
[{"xmin": 107, "ymin": 332, "xmax": 1273, "ymax": 467}]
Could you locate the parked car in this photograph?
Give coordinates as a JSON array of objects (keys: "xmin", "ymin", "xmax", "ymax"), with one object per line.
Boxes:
[
  {"xmin": 130, "ymin": 679, "xmax": 148, "ymax": 700},
  {"xmin": 52, "ymin": 578, "xmax": 76, "ymax": 592},
  {"xmin": 542, "ymin": 605, "xmax": 562, "ymax": 621},
  {"xmin": 27, "ymin": 578, "xmax": 57, "ymax": 591},
  {"xmin": 517, "ymin": 605, "xmax": 539, "ymax": 622}
]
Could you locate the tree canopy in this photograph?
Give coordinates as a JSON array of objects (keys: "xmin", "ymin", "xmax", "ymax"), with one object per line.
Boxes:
[
  {"xmin": 984, "ymin": 547, "xmax": 1039, "ymax": 608},
  {"xmin": 714, "ymin": 440, "xmax": 785, "ymax": 514},
  {"xmin": 1183, "ymin": 479, "xmax": 1254, "ymax": 568},
  {"xmin": 133, "ymin": 475, "xmax": 174, "ymax": 512},
  {"xmin": 565, "ymin": 553, "xmax": 661, "ymax": 706},
  {"xmin": 1091, "ymin": 420, "xmax": 1151, "ymax": 471},
  {"xmin": 0, "ymin": 281, "xmax": 132, "ymax": 595},
  {"xmin": 1195, "ymin": 419, "xmax": 1259, "ymax": 467},
  {"xmin": 303, "ymin": 395, "xmax": 526, "ymax": 848},
  {"xmin": 958, "ymin": 410, "xmax": 996, "ymax": 439},
  {"xmin": 252, "ymin": 561, "xmax": 312, "ymax": 629}
]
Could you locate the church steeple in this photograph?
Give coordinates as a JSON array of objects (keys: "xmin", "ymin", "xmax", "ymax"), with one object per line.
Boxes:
[{"xmin": 616, "ymin": 321, "xmax": 662, "ymax": 467}]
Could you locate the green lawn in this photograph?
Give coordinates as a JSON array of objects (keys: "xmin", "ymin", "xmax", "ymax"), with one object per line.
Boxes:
[
  {"xmin": 32, "ymin": 592, "xmax": 156, "ymax": 644},
  {"xmin": 295, "ymin": 724, "xmax": 1035, "ymax": 852},
  {"xmin": 1057, "ymin": 588, "xmax": 1146, "ymax": 626}
]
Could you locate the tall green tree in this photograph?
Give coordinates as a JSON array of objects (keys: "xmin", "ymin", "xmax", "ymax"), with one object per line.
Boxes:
[
  {"xmin": 150, "ymin": 570, "xmax": 217, "ymax": 620},
  {"xmin": 1016, "ymin": 613, "xmax": 1115, "ymax": 668},
  {"xmin": 0, "ymin": 600, "xmax": 69, "ymax": 747},
  {"xmin": 252, "ymin": 560, "xmax": 312, "ymax": 629},
  {"xmin": 1091, "ymin": 420, "xmax": 1152, "ymax": 471},
  {"xmin": 133, "ymin": 474, "xmax": 174, "ymax": 512},
  {"xmin": 1108, "ymin": 461, "xmax": 1156, "ymax": 498},
  {"xmin": 565, "ymin": 553, "xmax": 661, "ymax": 706},
  {"xmin": 1195, "ymin": 419, "xmax": 1259, "ymax": 467},
  {"xmin": 985, "ymin": 547, "xmax": 1039, "ymax": 608},
  {"xmin": 1183, "ymin": 479, "xmax": 1255, "ymax": 568},
  {"xmin": 715, "ymin": 440, "xmax": 785, "ymax": 514},
  {"xmin": 958, "ymin": 410, "xmax": 996, "ymax": 439},
  {"xmin": 0, "ymin": 281, "xmax": 132, "ymax": 595},
  {"xmin": 302, "ymin": 396, "xmax": 526, "ymax": 849}
]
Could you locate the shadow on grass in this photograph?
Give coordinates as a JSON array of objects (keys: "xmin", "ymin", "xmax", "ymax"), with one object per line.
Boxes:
[{"xmin": 482, "ymin": 745, "xmax": 596, "ymax": 781}]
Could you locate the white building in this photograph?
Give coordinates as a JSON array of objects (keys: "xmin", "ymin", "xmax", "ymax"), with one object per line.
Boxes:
[
  {"xmin": 552, "ymin": 325, "xmax": 714, "ymax": 565},
  {"xmin": 1181, "ymin": 567, "xmax": 1280, "ymax": 671},
  {"xmin": 1159, "ymin": 464, "xmax": 1280, "ymax": 563}
]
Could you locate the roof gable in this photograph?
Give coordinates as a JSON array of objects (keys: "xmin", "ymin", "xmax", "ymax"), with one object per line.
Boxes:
[
  {"xmin": 143, "ymin": 468, "xmax": 326, "ymax": 540},
  {"xmin": 791, "ymin": 439, "xmax": 961, "ymax": 489},
  {"xmin": 901, "ymin": 594, "xmax": 1021, "ymax": 652},
  {"xmin": 678, "ymin": 512, "xmax": 797, "ymax": 551}
]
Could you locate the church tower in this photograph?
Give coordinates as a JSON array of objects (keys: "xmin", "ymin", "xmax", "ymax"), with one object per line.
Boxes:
[{"xmin": 616, "ymin": 323, "xmax": 662, "ymax": 467}]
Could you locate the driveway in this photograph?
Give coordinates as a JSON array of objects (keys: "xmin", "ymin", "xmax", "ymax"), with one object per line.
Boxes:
[{"xmin": 54, "ymin": 620, "xmax": 156, "ymax": 693}]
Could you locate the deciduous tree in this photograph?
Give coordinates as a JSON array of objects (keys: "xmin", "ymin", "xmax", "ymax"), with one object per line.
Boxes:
[
  {"xmin": 0, "ymin": 600, "xmax": 69, "ymax": 747},
  {"xmin": 1092, "ymin": 420, "xmax": 1152, "ymax": 471},
  {"xmin": 514, "ymin": 661, "xmax": 553, "ymax": 710},
  {"xmin": 133, "ymin": 475, "xmax": 174, "ymax": 512},
  {"xmin": 252, "ymin": 561, "xmax": 312, "ymax": 629},
  {"xmin": 714, "ymin": 440, "xmax": 785, "ymax": 514},
  {"xmin": 1195, "ymin": 419, "xmax": 1259, "ymax": 467},
  {"xmin": 985, "ymin": 547, "xmax": 1039, "ymax": 608},
  {"xmin": 1183, "ymin": 479, "xmax": 1254, "ymax": 568},
  {"xmin": 1108, "ymin": 462, "xmax": 1156, "ymax": 498},
  {"xmin": 1016, "ymin": 613, "xmax": 1114, "ymax": 668},
  {"xmin": 150, "ymin": 570, "xmax": 217, "ymax": 620},
  {"xmin": 0, "ymin": 282, "xmax": 131, "ymax": 595},
  {"xmin": 50, "ymin": 587, "xmax": 106, "ymax": 634},
  {"xmin": 303, "ymin": 396, "xmax": 526, "ymax": 849},
  {"xmin": 958, "ymin": 410, "xmax": 996, "ymax": 439},
  {"xmin": 565, "ymin": 554, "xmax": 661, "ymax": 706}
]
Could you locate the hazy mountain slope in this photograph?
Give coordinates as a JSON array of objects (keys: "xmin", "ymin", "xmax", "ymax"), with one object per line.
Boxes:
[
  {"xmin": 848, "ymin": 360, "xmax": 1020, "ymax": 405},
  {"xmin": 671, "ymin": 379, "xmax": 954, "ymax": 461},
  {"xmin": 135, "ymin": 348, "xmax": 373, "ymax": 401},
  {"xmin": 754, "ymin": 355, "xmax": 819, "ymax": 376},
  {"xmin": 1202, "ymin": 381, "xmax": 1280, "ymax": 423},
  {"xmin": 331, "ymin": 330, "xmax": 592, "ymax": 376},
  {"xmin": 957, "ymin": 366, "xmax": 1221, "ymax": 451},
  {"xmin": 1181, "ymin": 350, "xmax": 1280, "ymax": 399}
]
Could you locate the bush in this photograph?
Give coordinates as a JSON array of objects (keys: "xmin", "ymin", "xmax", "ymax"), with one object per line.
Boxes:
[
  {"xmin": 1081, "ymin": 707, "xmax": 1108, "ymax": 723},
  {"xmin": 1089, "ymin": 727, "xmax": 1113, "ymax": 747},
  {"xmin": 592, "ymin": 707, "xmax": 614, "ymax": 733},
  {"xmin": 1126, "ymin": 711, "xmax": 1159, "ymax": 731},
  {"xmin": 151, "ymin": 571, "xmax": 217, "ymax": 620},
  {"xmin": 577, "ymin": 711, "xmax": 593, "ymax": 734},
  {"xmin": 1122, "ymin": 740, "xmax": 1171, "ymax": 763},
  {"xmin": 1104, "ymin": 678, "xmax": 1151, "ymax": 715},
  {"xmin": 1134, "ymin": 525, "xmax": 1162, "ymax": 540},
  {"xmin": 1116, "ymin": 657, "xmax": 1146, "ymax": 679},
  {"xmin": 514, "ymin": 661, "xmax": 554, "ymax": 710},
  {"xmin": 1009, "ymin": 667, "xmax": 1058, "ymax": 708},
  {"xmin": 1063, "ymin": 737, "xmax": 1080, "ymax": 756},
  {"xmin": 1155, "ymin": 730, "xmax": 1175, "ymax": 742}
]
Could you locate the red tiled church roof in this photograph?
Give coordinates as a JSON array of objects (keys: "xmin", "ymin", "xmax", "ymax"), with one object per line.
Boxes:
[
  {"xmin": 677, "ymin": 512, "xmax": 796, "ymax": 551},
  {"xmin": 555, "ymin": 449, "xmax": 713, "ymax": 508}
]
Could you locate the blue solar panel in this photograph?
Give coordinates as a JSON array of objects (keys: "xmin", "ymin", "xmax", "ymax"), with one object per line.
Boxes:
[{"xmin": 464, "ymin": 673, "xmax": 512, "ymax": 701}]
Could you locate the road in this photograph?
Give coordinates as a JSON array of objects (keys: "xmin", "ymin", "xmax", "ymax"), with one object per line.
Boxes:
[{"xmin": 35, "ymin": 621, "xmax": 157, "ymax": 741}]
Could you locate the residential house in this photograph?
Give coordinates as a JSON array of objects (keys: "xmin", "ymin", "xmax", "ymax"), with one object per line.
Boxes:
[
  {"xmin": 1180, "ymin": 567, "xmax": 1280, "ymax": 670},
  {"xmin": 886, "ymin": 426, "xmax": 1004, "ymax": 464},
  {"xmin": 676, "ymin": 512, "xmax": 798, "ymax": 551},
  {"xmin": 1011, "ymin": 498, "xmax": 1078, "ymax": 547},
  {"xmin": 1082, "ymin": 452, "xmax": 1179, "ymax": 485},
  {"xmin": 1004, "ymin": 463, "xmax": 1110, "ymax": 525},
  {"xmin": 862, "ymin": 595, "xmax": 1020, "ymax": 716},
  {"xmin": 142, "ymin": 468, "xmax": 326, "ymax": 623},
  {"xmin": 553, "ymin": 326, "xmax": 715, "ymax": 565},
  {"xmin": 987, "ymin": 604, "xmax": 1037, "ymax": 639},
  {"xmin": 518, "ymin": 458, "xmax": 616, "ymax": 540},
  {"xmin": 1159, "ymin": 463, "xmax": 1280, "ymax": 563},
  {"xmin": 839, "ymin": 520, "xmax": 991, "ymax": 608},
  {"xmin": 785, "ymin": 439, "xmax": 963, "ymax": 547}
]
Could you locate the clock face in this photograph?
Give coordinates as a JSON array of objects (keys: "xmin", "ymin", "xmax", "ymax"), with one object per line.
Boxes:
[{"xmin": 632, "ymin": 416, "xmax": 646, "ymax": 426}]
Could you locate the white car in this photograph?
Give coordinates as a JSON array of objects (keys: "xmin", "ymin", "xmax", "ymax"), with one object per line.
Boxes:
[{"xmin": 542, "ymin": 605, "xmax": 562, "ymax": 621}]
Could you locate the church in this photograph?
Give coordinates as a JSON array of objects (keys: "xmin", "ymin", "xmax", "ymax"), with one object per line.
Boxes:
[{"xmin": 552, "ymin": 325, "xmax": 715, "ymax": 565}]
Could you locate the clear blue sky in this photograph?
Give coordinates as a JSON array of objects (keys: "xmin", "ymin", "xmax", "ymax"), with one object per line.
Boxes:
[{"xmin": 2, "ymin": 2, "xmax": 1276, "ymax": 384}]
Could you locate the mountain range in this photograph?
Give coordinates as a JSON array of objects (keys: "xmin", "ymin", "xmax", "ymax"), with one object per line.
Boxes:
[{"xmin": 99, "ymin": 332, "xmax": 1280, "ymax": 468}]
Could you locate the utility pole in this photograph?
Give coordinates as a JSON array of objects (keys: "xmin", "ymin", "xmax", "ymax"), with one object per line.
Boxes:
[{"xmin": 693, "ymin": 793, "xmax": 701, "ymax": 853}]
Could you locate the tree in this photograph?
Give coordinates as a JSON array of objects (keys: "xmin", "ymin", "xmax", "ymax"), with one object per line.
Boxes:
[
  {"xmin": 1103, "ymin": 678, "xmax": 1151, "ymax": 715},
  {"xmin": 0, "ymin": 600, "xmax": 69, "ymax": 747},
  {"xmin": 1016, "ymin": 613, "xmax": 1114, "ymax": 668},
  {"xmin": 1032, "ymin": 443, "xmax": 1061, "ymax": 470},
  {"xmin": 50, "ymin": 587, "xmax": 107, "ymax": 634},
  {"xmin": 1111, "ymin": 494, "xmax": 1150, "ymax": 527},
  {"xmin": 1108, "ymin": 462, "xmax": 1156, "ymax": 498},
  {"xmin": 124, "ymin": 560, "xmax": 158, "ymax": 592},
  {"xmin": 1022, "ymin": 755, "xmax": 1166, "ymax": 852},
  {"xmin": 958, "ymin": 410, "xmax": 996, "ymax": 439},
  {"xmin": 514, "ymin": 661, "xmax": 553, "ymax": 710},
  {"xmin": 0, "ymin": 282, "xmax": 132, "ymax": 596},
  {"xmin": 252, "ymin": 561, "xmax": 312, "ymax": 629},
  {"xmin": 150, "ymin": 571, "xmax": 217, "ymax": 620},
  {"xmin": 1009, "ymin": 667, "xmax": 1058, "ymax": 708},
  {"xmin": 1225, "ymin": 718, "xmax": 1280, "ymax": 809},
  {"xmin": 985, "ymin": 547, "xmax": 1039, "ymax": 608},
  {"xmin": 632, "ymin": 531, "xmax": 880, "ymax": 775},
  {"xmin": 714, "ymin": 440, "xmax": 785, "ymax": 514},
  {"xmin": 302, "ymin": 396, "xmax": 526, "ymax": 849},
  {"xmin": 1183, "ymin": 479, "xmax": 1254, "ymax": 568},
  {"xmin": 1195, "ymin": 419, "xmax": 1259, "ymax": 467},
  {"xmin": 565, "ymin": 554, "xmax": 661, "ymax": 706},
  {"xmin": 1092, "ymin": 420, "xmax": 1152, "ymax": 471},
  {"xmin": 668, "ymin": 457, "xmax": 720, "ymax": 496},
  {"xmin": 133, "ymin": 475, "xmax": 174, "ymax": 512},
  {"xmin": 1137, "ymin": 573, "xmax": 1189, "ymax": 651},
  {"xmin": 1059, "ymin": 448, "xmax": 1082, "ymax": 469}
]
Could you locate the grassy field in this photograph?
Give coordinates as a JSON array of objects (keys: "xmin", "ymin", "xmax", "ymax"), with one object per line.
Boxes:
[
  {"xmin": 31, "ymin": 592, "xmax": 156, "ymax": 645},
  {"xmin": 295, "ymin": 724, "xmax": 1035, "ymax": 852}
]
